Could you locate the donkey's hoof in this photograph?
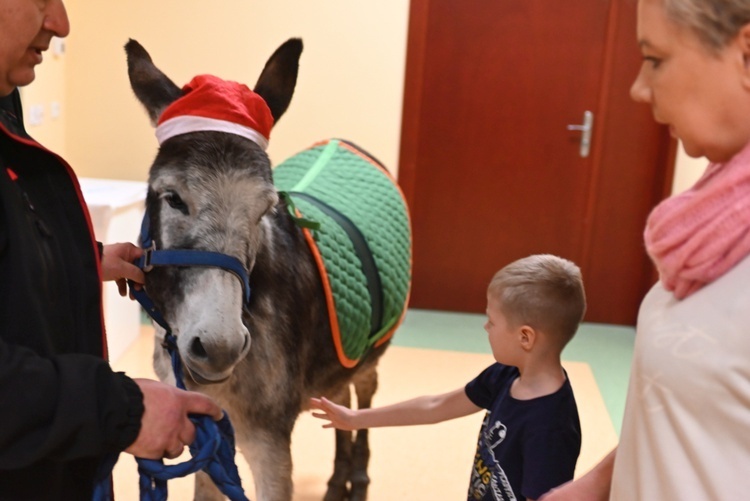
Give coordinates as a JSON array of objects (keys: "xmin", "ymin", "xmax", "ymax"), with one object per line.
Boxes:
[
  {"xmin": 349, "ymin": 486, "xmax": 370, "ymax": 501},
  {"xmin": 323, "ymin": 483, "xmax": 349, "ymax": 501},
  {"xmin": 349, "ymin": 474, "xmax": 370, "ymax": 501}
]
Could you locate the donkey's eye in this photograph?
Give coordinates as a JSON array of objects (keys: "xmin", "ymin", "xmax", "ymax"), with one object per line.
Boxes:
[{"xmin": 164, "ymin": 192, "xmax": 188, "ymax": 214}]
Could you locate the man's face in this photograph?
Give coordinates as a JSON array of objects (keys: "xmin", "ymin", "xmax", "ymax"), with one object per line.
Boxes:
[{"xmin": 0, "ymin": 0, "xmax": 69, "ymax": 96}]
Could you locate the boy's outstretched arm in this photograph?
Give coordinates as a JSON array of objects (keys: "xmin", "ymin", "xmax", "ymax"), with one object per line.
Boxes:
[{"xmin": 309, "ymin": 387, "xmax": 481, "ymax": 430}]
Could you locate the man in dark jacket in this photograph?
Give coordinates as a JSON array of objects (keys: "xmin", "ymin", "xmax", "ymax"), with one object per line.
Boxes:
[{"xmin": 0, "ymin": 1, "xmax": 222, "ymax": 499}]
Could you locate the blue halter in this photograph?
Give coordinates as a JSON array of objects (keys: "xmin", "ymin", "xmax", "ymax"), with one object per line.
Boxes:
[
  {"xmin": 135, "ymin": 211, "xmax": 251, "ymax": 317},
  {"xmin": 93, "ymin": 210, "xmax": 251, "ymax": 501}
]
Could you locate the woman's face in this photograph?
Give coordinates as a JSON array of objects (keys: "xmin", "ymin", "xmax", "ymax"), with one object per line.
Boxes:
[
  {"xmin": 631, "ymin": 0, "xmax": 750, "ymax": 162},
  {"xmin": 0, "ymin": 0, "xmax": 69, "ymax": 96}
]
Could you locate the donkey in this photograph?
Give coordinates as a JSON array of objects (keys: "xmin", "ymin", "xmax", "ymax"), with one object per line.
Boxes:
[{"xmin": 124, "ymin": 38, "xmax": 411, "ymax": 501}]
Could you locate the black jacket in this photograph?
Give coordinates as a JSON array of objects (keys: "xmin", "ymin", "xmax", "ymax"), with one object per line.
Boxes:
[{"xmin": 0, "ymin": 90, "xmax": 143, "ymax": 500}]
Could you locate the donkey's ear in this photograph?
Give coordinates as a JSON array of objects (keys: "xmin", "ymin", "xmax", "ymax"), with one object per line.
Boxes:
[
  {"xmin": 125, "ymin": 39, "xmax": 182, "ymax": 127},
  {"xmin": 254, "ymin": 38, "xmax": 303, "ymax": 125}
]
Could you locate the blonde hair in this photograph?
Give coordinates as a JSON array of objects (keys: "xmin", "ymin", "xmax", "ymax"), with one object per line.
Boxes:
[
  {"xmin": 488, "ymin": 254, "xmax": 586, "ymax": 347},
  {"xmin": 663, "ymin": 0, "xmax": 750, "ymax": 50}
]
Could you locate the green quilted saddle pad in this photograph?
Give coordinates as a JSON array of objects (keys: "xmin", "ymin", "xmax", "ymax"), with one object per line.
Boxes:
[{"xmin": 273, "ymin": 139, "xmax": 412, "ymax": 367}]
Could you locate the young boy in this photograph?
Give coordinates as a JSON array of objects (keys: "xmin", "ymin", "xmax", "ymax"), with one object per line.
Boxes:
[{"xmin": 310, "ymin": 254, "xmax": 585, "ymax": 501}]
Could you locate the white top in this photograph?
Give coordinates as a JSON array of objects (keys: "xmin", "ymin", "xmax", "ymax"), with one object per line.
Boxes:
[{"xmin": 611, "ymin": 255, "xmax": 750, "ymax": 500}]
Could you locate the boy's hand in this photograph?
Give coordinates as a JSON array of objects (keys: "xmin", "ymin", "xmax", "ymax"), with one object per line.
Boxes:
[{"xmin": 309, "ymin": 397, "xmax": 359, "ymax": 430}]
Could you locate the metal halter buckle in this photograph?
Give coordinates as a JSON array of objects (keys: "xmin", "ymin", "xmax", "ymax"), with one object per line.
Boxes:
[{"xmin": 142, "ymin": 242, "xmax": 156, "ymax": 272}]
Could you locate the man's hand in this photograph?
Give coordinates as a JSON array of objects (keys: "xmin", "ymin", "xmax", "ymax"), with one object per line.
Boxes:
[
  {"xmin": 101, "ymin": 242, "xmax": 144, "ymax": 296},
  {"xmin": 125, "ymin": 378, "xmax": 223, "ymax": 459}
]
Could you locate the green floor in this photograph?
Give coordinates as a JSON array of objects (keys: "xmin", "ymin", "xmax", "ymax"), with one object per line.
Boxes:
[{"xmin": 393, "ymin": 309, "xmax": 635, "ymax": 435}]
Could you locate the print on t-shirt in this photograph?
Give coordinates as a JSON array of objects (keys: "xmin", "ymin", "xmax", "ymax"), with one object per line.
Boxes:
[{"xmin": 468, "ymin": 412, "xmax": 516, "ymax": 501}]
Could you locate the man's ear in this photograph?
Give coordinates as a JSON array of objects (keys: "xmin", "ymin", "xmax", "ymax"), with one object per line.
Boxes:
[{"xmin": 519, "ymin": 326, "xmax": 536, "ymax": 352}]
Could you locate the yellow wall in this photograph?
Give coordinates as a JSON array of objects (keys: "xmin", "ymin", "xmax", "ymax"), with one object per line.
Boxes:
[
  {"xmin": 18, "ymin": 37, "xmax": 67, "ymax": 156},
  {"xmin": 19, "ymin": 1, "xmax": 707, "ymax": 193},
  {"xmin": 39, "ymin": 0, "xmax": 409, "ymax": 181}
]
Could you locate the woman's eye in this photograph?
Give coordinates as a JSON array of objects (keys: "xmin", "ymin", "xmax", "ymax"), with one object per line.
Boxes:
[
  {"xmin": 165, "ymin": 192, "xmax": 188, "ymax": 214},
  {"xmin": 643, "ymin": 56, "xmax": 661, "ymax": 69}
]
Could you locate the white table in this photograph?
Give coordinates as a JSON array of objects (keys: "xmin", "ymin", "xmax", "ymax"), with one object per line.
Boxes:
[{"xmin": 79, "ymin": 177, "xmax": 148, "ymax": 363}]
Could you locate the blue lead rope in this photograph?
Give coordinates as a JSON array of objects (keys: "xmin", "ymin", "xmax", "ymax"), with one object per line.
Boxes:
[
  {"xmin": 93, "ymin": 332, "xmax": 249, "ymax": 501},
  {"xmin": 135, "ymin": 333, "xmax": 248, "ymax": 501},
  {"xmin": 94, "ymin": 333, "xmax": 250, "ymax": 501}
]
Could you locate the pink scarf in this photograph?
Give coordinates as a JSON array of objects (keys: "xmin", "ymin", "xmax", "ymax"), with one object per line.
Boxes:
[{"xmin": 644, "ymin": 142, "xmax": 750, "ymax": 299}]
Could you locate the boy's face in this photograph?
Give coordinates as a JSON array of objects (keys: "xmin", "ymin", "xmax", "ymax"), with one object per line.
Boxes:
[{"xmin": 484, "ymin": 294, "xmax": 524, "ymax": 366}]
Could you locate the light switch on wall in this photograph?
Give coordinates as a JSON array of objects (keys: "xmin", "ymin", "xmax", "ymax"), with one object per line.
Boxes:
[
  {"xmin": 28, "ymin": 104, "xmax": 44, "ymax": 127},
  {"xmin": 52, "ymin": 37, "xmax": 66, "ymax": 57}
]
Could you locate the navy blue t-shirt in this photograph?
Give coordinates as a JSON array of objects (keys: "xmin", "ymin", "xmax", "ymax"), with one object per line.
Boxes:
[{"xmin": 464, "ymin": 363, "xmax": 581, "ymax": 501}]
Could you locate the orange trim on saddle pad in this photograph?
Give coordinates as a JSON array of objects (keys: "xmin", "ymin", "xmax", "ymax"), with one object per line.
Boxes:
[
  {"xmin": 298, "ymin": 212, "xmax": 355, "ymax": 368},
  {"xmin": 300, "ymin": 221, "xmax": 406, "ymax": 367}
]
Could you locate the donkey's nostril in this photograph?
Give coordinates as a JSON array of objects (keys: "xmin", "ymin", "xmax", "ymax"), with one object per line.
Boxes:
[
  {"xmin": 191, "ymin": 337, "xmax": 208, "ymax": 358},
  {"xmin": 242, "ymin": 334, "xmax": 250, "ymax": 352}
]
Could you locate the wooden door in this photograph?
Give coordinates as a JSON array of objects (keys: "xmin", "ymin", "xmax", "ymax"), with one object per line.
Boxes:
[{"xmin": 399, "ymin": 0, "xmax": 675, "ymax": 325}]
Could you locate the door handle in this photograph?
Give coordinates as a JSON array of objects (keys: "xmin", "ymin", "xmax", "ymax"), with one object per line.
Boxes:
[{"xmin": 567, "ymin": 110, "xmax": 594, "ymax": 158}]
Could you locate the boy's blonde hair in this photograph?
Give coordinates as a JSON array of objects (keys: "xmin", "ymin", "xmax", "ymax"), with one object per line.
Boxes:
[{"xmin": 488, "ymin": 254, "xmax": 586, "ymax": 347}]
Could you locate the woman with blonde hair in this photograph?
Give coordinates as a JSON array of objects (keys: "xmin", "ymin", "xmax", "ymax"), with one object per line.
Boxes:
[{"xmin": 543, "ymin": 0, "xmax": 750, "ymax": 499}]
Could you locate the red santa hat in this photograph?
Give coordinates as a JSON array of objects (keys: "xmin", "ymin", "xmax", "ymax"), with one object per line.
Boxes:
[{"xmin": 155, "ymin": 74, "xmax": 274, "ymax": 150}]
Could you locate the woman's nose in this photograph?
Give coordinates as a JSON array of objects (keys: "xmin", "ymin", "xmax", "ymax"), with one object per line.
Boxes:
[{"xmin": 630, "ymin": 67, "xmax": 651, "ymax": 104}]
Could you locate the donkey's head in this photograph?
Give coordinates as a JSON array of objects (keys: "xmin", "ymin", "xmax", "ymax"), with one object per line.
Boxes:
[{"xmin": 125, "ymin": 38, "xmax": 302, "ymax": 384}]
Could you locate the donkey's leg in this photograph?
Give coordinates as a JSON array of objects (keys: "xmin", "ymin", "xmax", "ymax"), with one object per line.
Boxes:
[
  {"xmin": 324, "ymin": 387, "xmax": 353, "ymax": 501},
  {"xmin": 238, "ymin": 429, "xmax": 294, "ymax": 501},
  {"xmin": 194, "ymin": 470, "xmax": 225, "ymax": 501},
  {"xmin": 349, "ymin": 367, "xmax": 378, "ymax": 501}
]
